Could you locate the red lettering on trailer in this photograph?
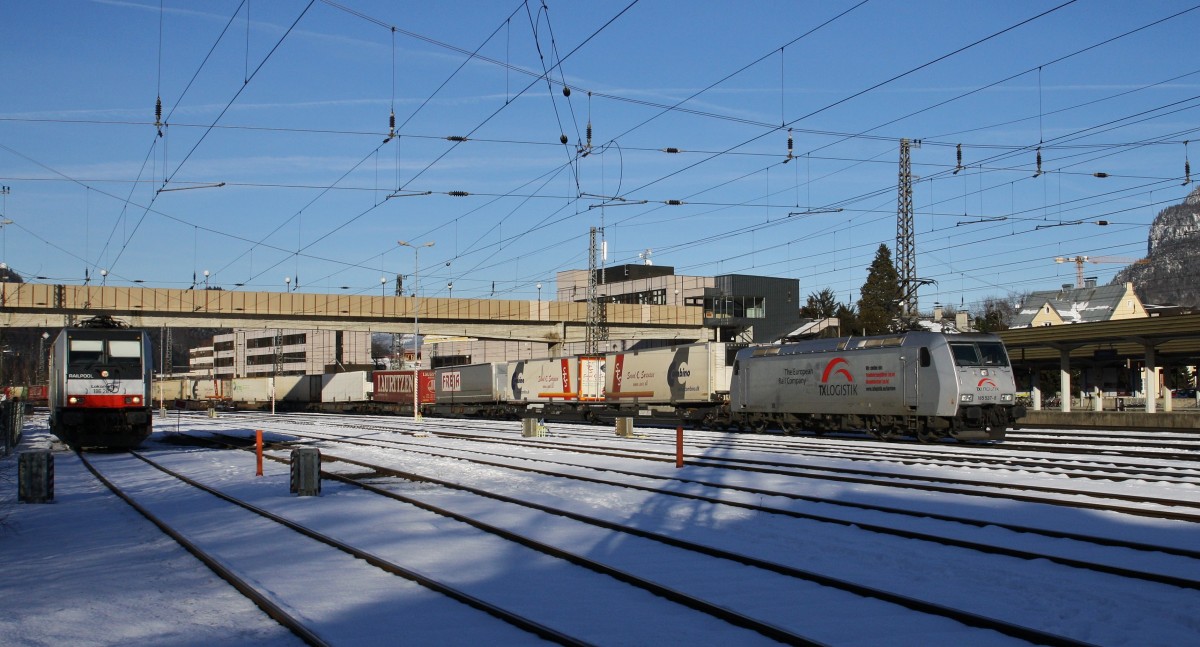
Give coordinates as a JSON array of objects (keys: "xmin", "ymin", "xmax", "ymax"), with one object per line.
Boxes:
[
  {"xmin": 441, "ymin": 372, "xmax": 462, "ymax": 392},
  {"xmin": 613, "ymin": 354, "xmax": 625, "ymax": 393},
  {"xmin": 560, "ymin": 358, "xmax": 571, "ymax": 395}
]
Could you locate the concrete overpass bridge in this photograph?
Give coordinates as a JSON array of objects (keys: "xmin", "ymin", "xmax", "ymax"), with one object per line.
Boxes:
[{"xmin": 0, "ymin": 282, "xmax": 706, "ymax": 347}]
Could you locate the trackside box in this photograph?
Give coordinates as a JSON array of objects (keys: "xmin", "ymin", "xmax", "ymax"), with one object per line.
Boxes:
[
  {"xmin": 373, "ymin": 370, "xmax": 435, "ymax": 404},
  {"xmin": 605, "ymin": 342, "xmax": 741, "ymax": 404},
  {"xmin": 434, "ymin": 363, "xmax": 509, "ymax": 404}
]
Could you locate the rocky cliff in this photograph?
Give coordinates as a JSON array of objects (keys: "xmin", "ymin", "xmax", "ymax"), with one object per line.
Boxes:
[{"xmin": 1113, "ymin": 186, "xmax": 1200, "ymax": 306}]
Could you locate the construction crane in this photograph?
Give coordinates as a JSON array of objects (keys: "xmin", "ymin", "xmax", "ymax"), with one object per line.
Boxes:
[{"xmin": 1054, "ymin": 256, "xmax": 1147, "ymax": 288}]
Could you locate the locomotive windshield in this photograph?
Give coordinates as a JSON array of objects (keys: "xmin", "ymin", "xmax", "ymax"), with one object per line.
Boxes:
[
  {"xmin": 68, "ymin": 337, "xmax": 143, "ymax": 371},
  {"xmin": 949, "ymin": 341, "xmax": 1010, "ymax": 367},
  {"xmin": 68, "ymin": 339, "xmax": 104, "ymax": 367}
]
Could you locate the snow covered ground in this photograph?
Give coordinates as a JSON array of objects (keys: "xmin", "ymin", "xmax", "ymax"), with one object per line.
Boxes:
[{"xmin": 2, "ymin": 413, "xmax": 1199, "ymax": 646}]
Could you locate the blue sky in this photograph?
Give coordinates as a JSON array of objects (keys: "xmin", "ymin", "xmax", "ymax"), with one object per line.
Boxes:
[{"xmin": 1, "ymin": 0, "xmax": 1197, "ymax": 312}]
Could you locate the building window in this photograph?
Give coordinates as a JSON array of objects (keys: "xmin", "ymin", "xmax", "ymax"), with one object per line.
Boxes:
[{"xmin": 703, "ymin": 296, "xmax": 766, "ymax": 319}]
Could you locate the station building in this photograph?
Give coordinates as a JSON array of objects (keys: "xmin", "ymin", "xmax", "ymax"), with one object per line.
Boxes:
[
  {"xmin": 427, "ymin": 264, "xmax": 803, "ymax": 367},
  {"xmin": 177, "ymin": 265, "xmax": 805, "ymax": 373},
  {"xmin": 206, "ymin": 329, "xmax": 374, "ymax": 378}
]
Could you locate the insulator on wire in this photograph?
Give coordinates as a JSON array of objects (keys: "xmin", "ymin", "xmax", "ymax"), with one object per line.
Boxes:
[
  {"xmin": 953, "ymin": 144, "xmax": 963, "ymax": 174},
  {"xmin": 786, "ymin": 128, "xmax": 794, "ymax": 162},
  {"xmin": 1185, "ymin": 141, "xmax": 1192, "ymax": 186},
  {"xmin": 446, "ymin": 135, "xmax": 468, "ymax": 142},
  {"xmin": 382, "ymin": 111, "xmax": 397, "ymax": 143},
  {"xmin": 154, "ymin": 96, "xmax": 163, "ymax": 137},
  {"xmin": 560, "ymin": 134, "xmax": 568, "ymax": 145},
  {"xmin": 662, "ymin": 147, "xmax": 681, "ymax": 154},
  {"xmin": 586, "ymin": 121, "xmax": 592, "ymax": 148},
  {"xmin": 562, "ymin": 86, "xmax": 571, "ymax": 97},
  {"xmin": 666, "ymin": 199, "xmax": 684, "ymax": 205},
  {"xmin": 1033, "ymin": 146, "xmax": 1043, "ymax": 178},
  {"xmin": 447, "ymin": 190, "xmax": 469, "ymax": 197}
]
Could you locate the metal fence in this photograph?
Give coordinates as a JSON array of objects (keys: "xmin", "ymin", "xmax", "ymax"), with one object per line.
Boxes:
[{"xmin": 1, "ymin": 401, "xmax": 26, "ymax": 457}]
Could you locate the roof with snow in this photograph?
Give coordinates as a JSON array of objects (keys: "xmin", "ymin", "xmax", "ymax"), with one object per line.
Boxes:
[{"xmin": 1011, "ymin": 282, "xmax": 1136, "ymax": 328}]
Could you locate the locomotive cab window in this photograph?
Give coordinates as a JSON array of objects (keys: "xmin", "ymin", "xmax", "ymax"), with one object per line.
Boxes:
[
  {"xmin": 949, "ymin": 342, "xmax": 1011, "ymax": 367},
  {"xmin": 109, "ymin": 340, "xmax": 141, "ymax": 358},
  {"xmin": 977, "ymin": 342, "xmax": 1010, "ymax": 366},
  {"xmin": 68, "ymin": 339, "xmax": 104, "ymax": 366},
  {"xmin": 949, "ymin": 343, "xmax": 981, "ymax": 366},
  {"xmin": 919, "ymin": 347, "xmax": 931, "ymax": 368},
  {"xmin": 108, "ymin": 340, "xmax": 144, "ymax": 371}
]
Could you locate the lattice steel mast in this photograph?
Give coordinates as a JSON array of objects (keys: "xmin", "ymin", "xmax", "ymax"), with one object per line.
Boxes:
[
  {"xmin": 585, "ymin": 226, "xmax": 607, "ymax": 354},
  {"xmin": 896, "ymin": 138, "xmax": 919, "ymax": 317}
]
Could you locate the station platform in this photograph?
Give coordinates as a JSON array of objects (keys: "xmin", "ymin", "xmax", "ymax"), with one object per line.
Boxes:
[{"xmin": 1017, "ymin": 409, "xmax": 1200, "ymax": 431}]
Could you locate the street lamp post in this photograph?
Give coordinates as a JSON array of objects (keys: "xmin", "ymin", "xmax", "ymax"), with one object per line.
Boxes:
[
  {"xmin": 398, "ymin": 240, "xmax": 434, "ymax": 421},
  {"xmin": 39, "ymin": 331, "xmax": 49, "ymax": 384}
]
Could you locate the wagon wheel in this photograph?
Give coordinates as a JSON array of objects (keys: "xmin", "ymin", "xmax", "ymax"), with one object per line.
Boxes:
[
  {"xmin": 916, "ymin": 428, "xmax": 940, "ymax": 444},
  {"xmin": 869, "ymin": 427, "xmax": 896, "ymax": 441},
  {"xmin": 751, "ymin": 418, "xmax": 769, "ymax": 433}
]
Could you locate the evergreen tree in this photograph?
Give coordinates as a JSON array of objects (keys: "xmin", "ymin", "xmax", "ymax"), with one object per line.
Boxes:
[
  {"xmin": 800, "ymin": 287, "xmax": 839, "ymax": 319},
  {"xmin": 856, "ymin": 244, "xmax": 902, "ymax": 335}
]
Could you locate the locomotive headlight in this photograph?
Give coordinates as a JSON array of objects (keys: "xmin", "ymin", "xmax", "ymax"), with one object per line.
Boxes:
[
  {"xmin": 100, "ymin": 370, "xmax": 109, "ymax": 378},
  {"xmin": 68, "ymin": 395, "xmax": 80, "ymax": 405},
  {"xmin": 1000, "ymin": 393, "xmax": 1014, "ymax": 402},
  {"xmin": 128, "ymin": 395, "xmax": 142, "ymax": 405},
  {"xmin": 960, "ymin": 394, "xmax": 974, "ymax": 403}
]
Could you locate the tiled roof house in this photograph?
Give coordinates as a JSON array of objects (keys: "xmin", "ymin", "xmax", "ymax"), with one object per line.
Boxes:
[{"xmin": 1011, "ymin": 280, "xmax": 1146, "ymax": 328}]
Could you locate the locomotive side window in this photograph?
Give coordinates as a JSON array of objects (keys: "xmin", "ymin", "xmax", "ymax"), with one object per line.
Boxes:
[
  {"xmin": 949, "ymin": 343, "xmax": 981, "ymax": 366},
  {"xmin": 919, "ymin": 347, "xmax": 931, "ymax": 367},
  {"xmin": 977, "ymin": 342, "xmax": 1010, "ymax": 366}
]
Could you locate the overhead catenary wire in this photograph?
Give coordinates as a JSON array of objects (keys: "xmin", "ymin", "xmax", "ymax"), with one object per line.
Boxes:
[{"xmin": 7, "ymin": 2, "xmax": 1200, "ymax": 310}]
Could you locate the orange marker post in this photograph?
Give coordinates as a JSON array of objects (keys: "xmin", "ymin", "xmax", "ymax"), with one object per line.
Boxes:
[
  {"xmin": 675, "ymin": 424, "xmax": 684, "ymax": 468},
  {"xmin": 255, "ymin": 429, "xmax": 264, "ymax": 477}
]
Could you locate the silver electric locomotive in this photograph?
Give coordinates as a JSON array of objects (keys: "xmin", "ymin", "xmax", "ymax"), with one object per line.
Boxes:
[
  {"xmin": 48, "ymin": 317, "xmax": 153, "ymax": 448},
  {"xmin": 729, "ymin": 331, "xmax": 1024, "ymax": 441}
]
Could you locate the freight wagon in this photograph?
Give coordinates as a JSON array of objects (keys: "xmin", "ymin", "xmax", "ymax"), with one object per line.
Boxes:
[{"xmin": 604, "ymin": 342, "xmax": 743, "ymax": 423}]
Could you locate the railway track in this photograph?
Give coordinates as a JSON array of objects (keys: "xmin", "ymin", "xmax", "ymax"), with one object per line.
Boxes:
[
  {"xmin": 77, "ymin": 438, "xmax": 1071, "ymax": 646},
  {"xmin": 78, "ymin": 449, "xmax": 581, "ymax": 646},
  {"xmin": 200, "ymin": 422, "xmax": 1200, "ymax": 580},
  {"xmin": 177, "ymin": 429, "xmax": 1092, "ymax": 645},
  {"xmin": 514, "ymin": 421, "xmax": 1200, "ymax": 486},
  {"xmin": 243, "ymin": 414, "xmax": 1200, "ymax": 523},
  {"xmin": 161, "ymin": 415, "xmax": 1200, "ymax": 644}
]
